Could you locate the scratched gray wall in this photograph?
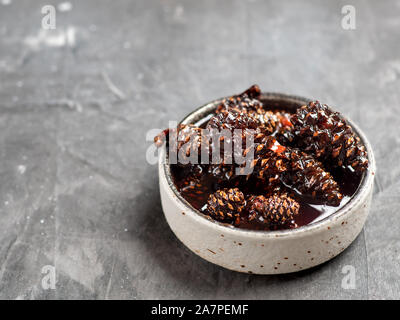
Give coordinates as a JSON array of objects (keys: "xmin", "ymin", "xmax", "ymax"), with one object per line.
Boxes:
[{"xmin": 0, "ymin": 0, "xmax": 399, "ymax": 299}]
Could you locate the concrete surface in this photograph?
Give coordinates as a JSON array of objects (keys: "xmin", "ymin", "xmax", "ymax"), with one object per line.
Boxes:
[{"xmin": 0, "ymin": 0, "xmax": 399, "ymax": 299}]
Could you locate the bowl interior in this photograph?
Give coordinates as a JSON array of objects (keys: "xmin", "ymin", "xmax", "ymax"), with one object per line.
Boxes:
[{"xmin": 162, "ymin": 92, "xmax": 375, "ymax": 236}]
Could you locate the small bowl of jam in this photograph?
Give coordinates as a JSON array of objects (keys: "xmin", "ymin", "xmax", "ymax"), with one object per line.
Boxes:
[{"xmin": 156, "ymin": 86, "xmax": 375, "ymax": 274}]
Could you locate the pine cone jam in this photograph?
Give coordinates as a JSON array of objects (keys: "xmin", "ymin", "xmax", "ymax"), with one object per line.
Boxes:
[{"xmin": 155, "ymin": 86, "xmax": 367, "ymax": 231}]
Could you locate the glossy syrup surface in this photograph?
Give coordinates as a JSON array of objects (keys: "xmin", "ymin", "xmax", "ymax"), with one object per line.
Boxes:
[{"xmin": 170, "ymin": 105, "xmax": 364, "ymax": 231}]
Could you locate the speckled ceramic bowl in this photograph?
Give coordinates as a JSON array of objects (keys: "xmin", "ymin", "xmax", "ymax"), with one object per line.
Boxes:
[{"xmin": 158, "ymin": 93, "xmax": 375, "ymax": 274}]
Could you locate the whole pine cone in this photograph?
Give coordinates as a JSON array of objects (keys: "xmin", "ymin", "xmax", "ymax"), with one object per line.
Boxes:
[
  {"xmin": 283, "ymin": 149, "xmax": 343, "ymax": 206},
  {"xmin": 213, "ymin": 89, "xmax": 293, "ymax": 138},
  {"xmin": 207, "ymin": 108, "xmax": 259, "ymax": 131},
  {"xmin": 246, "ymin": 193, "xmax": 300, "ymax": 229},
  {"xmin": 291, "ymin": 101, "xmax": 368, "ymax": 173},
  {"xmin": 205, "ymin": 188, "xmax": 246, "ymax": 223},
  {"xmin": 215, "ymin": 85, "xmax": 263, "ymax": 114}
]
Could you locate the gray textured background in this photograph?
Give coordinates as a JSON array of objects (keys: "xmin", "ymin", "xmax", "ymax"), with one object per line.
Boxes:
[{"xmin": 0, "ymin": 0, "xmax": 399, "ymax": 299}]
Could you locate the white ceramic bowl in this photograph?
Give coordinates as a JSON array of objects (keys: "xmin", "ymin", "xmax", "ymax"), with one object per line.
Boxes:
[{"xmin": 158, "ymin": 93, "xmax": 376, "ymax": 274}]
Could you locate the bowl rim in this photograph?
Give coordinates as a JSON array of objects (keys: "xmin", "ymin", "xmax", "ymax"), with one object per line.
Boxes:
[{"xmin": 160, "ymin": 92, "xmax": 376, "ymax": 238}]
